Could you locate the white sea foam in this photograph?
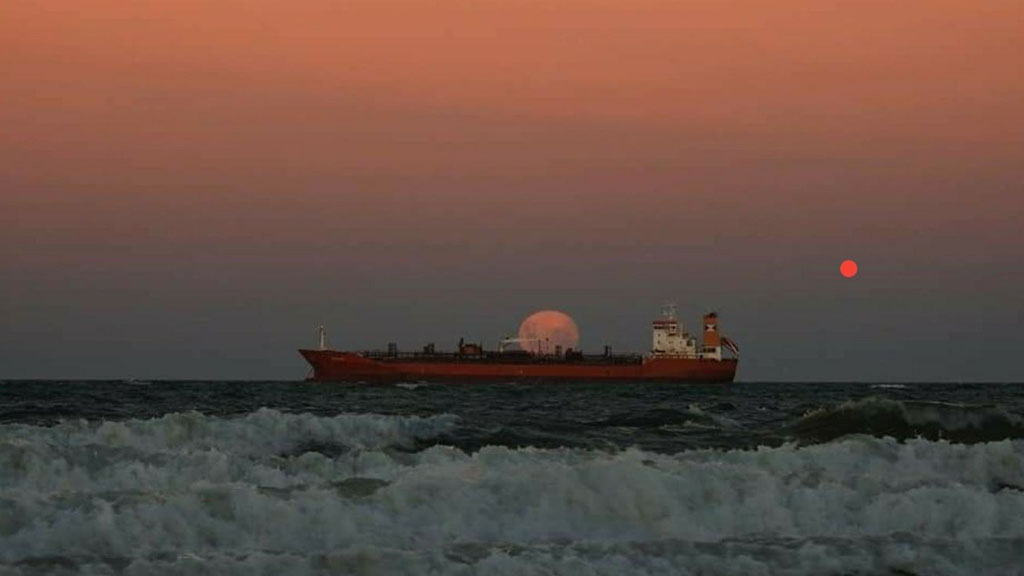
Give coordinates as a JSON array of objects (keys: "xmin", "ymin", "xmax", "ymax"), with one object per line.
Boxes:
[
  {"xmin": 0, "ymin": 409, "xmax": 458, "ymax": 494},
  {"xmin": 2, "ymin": 409, "xmax": 1024, "ymax": 575}
]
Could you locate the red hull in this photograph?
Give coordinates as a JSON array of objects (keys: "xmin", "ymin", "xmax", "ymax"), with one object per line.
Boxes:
[{"xmin": 299, "ymin": 350, "xmax": 737, "ymax": 383}]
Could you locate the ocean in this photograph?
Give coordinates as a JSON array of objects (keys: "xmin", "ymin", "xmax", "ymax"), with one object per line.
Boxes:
[{"xmin": 2, "ymin": 380, "xmax": 1023, "ymax": 575}]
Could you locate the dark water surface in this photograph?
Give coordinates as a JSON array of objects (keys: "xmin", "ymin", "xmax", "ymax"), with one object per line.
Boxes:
[
  {"xmin": 4, "ymin": 380, "xmax": 1024, "ymax": 450},
  {"xmin": 2, "ymin": 380, "xmax": 1024, "ymax": 575}
]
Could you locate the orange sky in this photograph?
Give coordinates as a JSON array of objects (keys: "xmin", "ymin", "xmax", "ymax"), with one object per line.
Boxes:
[
  {"xmin": 2, "ymin": 0, "xmax": 1023, "ymax": 378},
  {"xmin": 9, "ymin": 2, "xmax": 1023, "ymax": 126},
  {"xmin": 5, "ymin": 1, "xmax": 1021, "ymax": 197}
]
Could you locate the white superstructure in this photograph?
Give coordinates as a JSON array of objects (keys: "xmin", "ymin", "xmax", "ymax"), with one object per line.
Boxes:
[
  {"xmin": 651, "ymin": 304, "xmax": 699, "ymax": 358},
  {"xmin": 650, "ymin": 304, "xmax": 728, "ymax": 360}
]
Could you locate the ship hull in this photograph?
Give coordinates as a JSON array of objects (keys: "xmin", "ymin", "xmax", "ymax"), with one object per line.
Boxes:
[{"xmin": 299, "ymin": 350, "xmax": 737, "ymax": 383}]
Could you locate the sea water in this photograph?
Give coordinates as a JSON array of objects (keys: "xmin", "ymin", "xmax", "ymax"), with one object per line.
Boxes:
[{"xmin": 2, "ymin": 380, "xmax": 1023, "ymax": 575}]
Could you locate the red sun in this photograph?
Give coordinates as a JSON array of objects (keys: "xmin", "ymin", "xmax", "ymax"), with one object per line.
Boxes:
[
  {"xmin": 840, "ymin": 259, "xmax": 858, "ymax": 278},
  {"xmin": 518, "ymin": 310, "xmax": 580, "ymax": 354}
]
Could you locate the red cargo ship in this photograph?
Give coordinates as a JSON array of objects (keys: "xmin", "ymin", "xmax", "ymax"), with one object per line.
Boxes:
[{"xmin": 299, "ymin": 307, "xmax": 739, "ymax": 383}]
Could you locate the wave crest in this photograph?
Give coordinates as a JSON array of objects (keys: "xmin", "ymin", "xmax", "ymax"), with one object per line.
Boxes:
[
  {"xmin": 789, "ymin": 397, "xmax": 1024, "ymax": 444},
  {"xmin": 0, "ymin": 409, "xmax": 459, "ymax": 492}
]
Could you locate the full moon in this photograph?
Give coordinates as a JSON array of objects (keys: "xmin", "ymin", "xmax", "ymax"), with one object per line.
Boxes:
[{"xmin": 518, "ymin": 310, "xmax": 580, "ymax": 354}]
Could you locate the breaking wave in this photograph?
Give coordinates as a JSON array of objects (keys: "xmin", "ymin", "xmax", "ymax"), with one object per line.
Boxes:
[
  {"xmin": 789, "ymin": 397, "xmax": 1024, "ymax": 444},
  {"xmin": 2, "ymin": 408, "xmax": 1024, "ymax": 573},
  {"xmin": 0, "ymin": 409, "xmax": 459, "ymax": 493}
]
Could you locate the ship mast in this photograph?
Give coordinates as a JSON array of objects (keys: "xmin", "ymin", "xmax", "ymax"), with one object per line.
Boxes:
[{"xmin": 317, "ymin": 324, "xmax": 326, "ymax": 350}]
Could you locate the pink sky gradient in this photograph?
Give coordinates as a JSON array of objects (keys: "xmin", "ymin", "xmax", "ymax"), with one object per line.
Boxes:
[{"xmin": 2, "ymin": 1, "xmax": 1022, "ymax": 379}]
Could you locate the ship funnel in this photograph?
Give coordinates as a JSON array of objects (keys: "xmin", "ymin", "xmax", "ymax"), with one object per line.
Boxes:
[{"xmin": 702, "ymin": 313, "xmax": 721, "ymax": 348}]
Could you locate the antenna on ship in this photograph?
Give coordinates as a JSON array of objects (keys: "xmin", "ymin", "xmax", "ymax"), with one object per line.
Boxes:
[
  {"xmin": 661, "ymin": 302, "xmax": 678, "ymax": 320},
  {"xmin": 317, "ymin": 324, "xmax": 327, "ymax": 350}
]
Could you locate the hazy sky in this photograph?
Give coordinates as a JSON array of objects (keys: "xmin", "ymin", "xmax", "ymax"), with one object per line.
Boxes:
[{"xmin": 2, "ymin": 1, "xmax": 1022, "ymax": 380}]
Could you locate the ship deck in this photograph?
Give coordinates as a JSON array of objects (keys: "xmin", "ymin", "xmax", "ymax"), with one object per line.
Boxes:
[{"xmin": 359, "ymin": 350, "xmax": 645, "ymax": 365}]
